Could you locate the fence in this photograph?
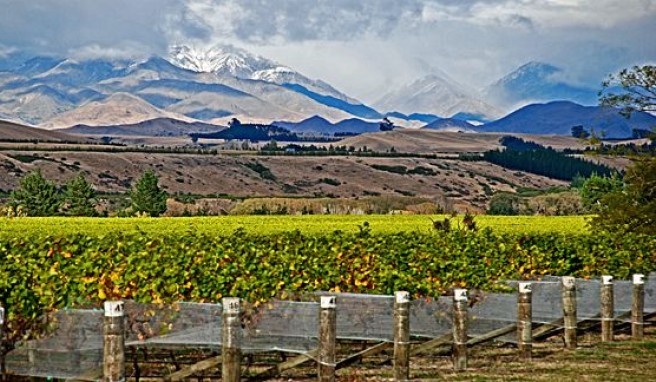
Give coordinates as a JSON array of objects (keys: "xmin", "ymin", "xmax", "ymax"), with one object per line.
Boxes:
[{"xmin": 1, "ymin": 274, "xmax": 655, "ymax": 381}]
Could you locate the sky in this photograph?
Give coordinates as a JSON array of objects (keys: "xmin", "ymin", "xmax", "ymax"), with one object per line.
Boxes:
[{"xmin": 1, "ymin": 0, "xmax": 655, "ymax": 102}]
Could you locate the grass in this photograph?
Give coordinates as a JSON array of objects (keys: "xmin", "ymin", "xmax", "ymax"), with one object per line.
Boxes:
[
  {"xmin": 0, "ymin": 215, "xmax": 591, "ymax": 238},
  {"xmin": 266, "ymin": 328, "xmax": 656, "ymax": 381}
]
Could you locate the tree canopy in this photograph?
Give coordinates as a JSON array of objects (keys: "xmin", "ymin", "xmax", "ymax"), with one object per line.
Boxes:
[
  {"xmin": 600, "ymin": 65, "xmax": 656, "ymax": 117},
  {"xmin": 130, "ymin": 170, "xmax": 167, "ymax": 217},
  {"xmin": 63, "ymin": 174, "xmax": 97, "ymax": 216},
  {"xmin": 9, "ymin": 169, "xmax": 60, "ymax": 216}
]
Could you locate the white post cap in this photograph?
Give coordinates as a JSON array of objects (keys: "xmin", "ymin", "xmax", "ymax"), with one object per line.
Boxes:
[
  {"xmin": 395, "ymin": 291, "xmax": 410, "ymax": 304},
  {"xmin": 0, "ymin": 306, "xmax": 4, "ymax": 324},
  {"xmin": 454, "ymin": 289, "xmax": 468, "ymax": 302},
  {"xmin": 222, "ymin": 297, "xmax": 241, "ymax": 314},
  {"xmin": 602, "ymin": 275, "xmax": 614, "ymax": 285},
  {"xmin": 519, "ymin": 282, "xmax": 532, "ymax": 294},
  {"xmin": 562, "ymin": 276, "xmax": 576, "ymax": 289},
  {"xmin": 104, "ymin": 301, "xmax": 124, "ymax": 317},
  {"xmin": 633, "ymin": 274, "xmax": 645, "ymax": 285},
  {"xmin": 321, "ymin": 296, "xmax": 336, "ymax": 309}
]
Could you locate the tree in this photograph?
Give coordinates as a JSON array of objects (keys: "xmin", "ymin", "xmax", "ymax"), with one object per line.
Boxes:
[
  {"xmin": 590, "ymin": 66, "xmax": 656, "ymax": 234},
  {"xmin": 130, "ymin": 170, "xmax": 167, "ymax": 217},
  {"xmin": 571, "ymin": 125, "xmax": 590, "ymax": 139},
  {"xmin": 578, "ymin": 173, "xmax": 623, "ymax": 213},
  {"xmin": 487, "ymin": 193, "xmax": 522, "ymax": 215},
  {"xmin": 379, "ymin": 117, "xmax": 395, "ymax": 132},
  {"xmin": 63, "ymin": 174, "xmax": 97, "ymax": 216},
  {"xmin": 600, "ymin": 65, "xmax": 656, "ymax": 117},
  {"xmin": 590, "ymin": 157, "xmax": 655, "ymax": 235},
  {"xmin": 9, "ymin": 169, "xmax": 60, "ymax": 216}
]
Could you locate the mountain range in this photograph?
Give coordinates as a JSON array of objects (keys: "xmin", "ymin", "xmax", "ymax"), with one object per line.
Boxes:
[{"xmin": 0, "ymin": 46, "xmax": 649, "ymax": 139}]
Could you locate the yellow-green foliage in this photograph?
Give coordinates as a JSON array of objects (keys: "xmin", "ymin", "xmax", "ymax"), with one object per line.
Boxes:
[{"xmin": 0, "ymin": 215, "xmax": 590, "ymax": 238}]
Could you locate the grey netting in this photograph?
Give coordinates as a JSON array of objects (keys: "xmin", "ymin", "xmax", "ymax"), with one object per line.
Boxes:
[
  {"xmin": 469, "ymin": 292, "xmax": 517, "ymax": 336},
  {"xmin": 531, "ymin": 281, "xmax": 564, "ymax": 325},
  {"xmin": 409, "ymin": 296, "xmax": 452, "ymax": 338},
  {"xmin": 125, "ymin": 301, "xmax": 222, "ymax": 348},
  {"xmin": 646, "ymin": 273, "xmax": 656, "ymax": 314},
  {"xmin": 5, "ymin": 309, "xmax": 103, "ymax": 381},
  {"xmin": 614, "ymin": 279, "xmax": 634, "ymax": 322},
  {"xmin": 316, "ymin": 292, "xmax": 395, "ymax": 342},
  {"xmin": 577, "ymin": 278, "xmax": 602, "ymax": 321},
  {"xmin": 242, "ymin": 300, "xmax": 319, "ymax": 354}
]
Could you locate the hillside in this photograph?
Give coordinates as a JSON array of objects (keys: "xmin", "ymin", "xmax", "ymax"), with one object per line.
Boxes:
[
  {"xmin": 0, "ymin": 150, "xmax": 565, "ymax": 211},
  {"xmin": 62, "ymin": 118, "xmax": 223, "ymax": 137},
  {"xmin": 480, "ymin": 101, "xmax": 656, "ymax": 138},
  {"xmin": 0, "ymin": 119, "xmax": 85, "ymax": 142},
  {"xmin": 336, "ymin": 129, "xmax": 591, "ymax": 154}
]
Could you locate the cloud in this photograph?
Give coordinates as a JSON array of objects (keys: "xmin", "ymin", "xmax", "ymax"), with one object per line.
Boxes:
[
  {"xmin": 0, "ymin": 0, "xmax": 654, "ymax": 102},
  {"xmin": 0, "ymin": 0, "xmax": 190, "ymax": 56}
]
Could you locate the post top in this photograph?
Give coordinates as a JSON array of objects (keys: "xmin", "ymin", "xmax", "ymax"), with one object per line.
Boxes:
[
  {"xmin": 104, "ymin": 301, "xmax": 124, "ymax": 317},
  {"xmin": 602, "ymin": 275, "xmax": 614, "ymax": 285},
  {"xmin": 0, "ymin": 306, "xmax": 4, "ymax": 324},
  {"xmin": 453, "ymin": 289, "xmax": 468, "ymax": 302},
  {"xmin": 562, "ymin": 276, "xmax": 576, "ymax": 289},
  {"xmin": 222, "ymin": 297, "xmax": 241, "ymax": 313},
  {"xmin": 633, "ymin": 274, "xmax": 645, "ymax": 285},
  {"xmin": 518, "ymin": 282, "xmax": 532, "ymax": 294},
  {"xmin": 321, "ymin": 296, "xmax": 336, "ymax": 309},
  {"xmin": 395, "ymin": 291, "xmax": 410, "ymax": 303}
]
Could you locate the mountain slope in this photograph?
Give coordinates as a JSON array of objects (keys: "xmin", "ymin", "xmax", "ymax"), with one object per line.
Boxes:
[
  {"xmin": 170, "ymin": 45, "xmax": 356, "ymax": 102},
  {"xmin": 274, "ymin": 115, "xmax": 380, "ymax": 135},
  {"xmin": 423, "ymin": 118, "xmax": 477, "ymax": 132},
  {"xmin": 480, "ymin": 101, "xmax": 656, "ymax": 138},
  {"xmin": 62, "ymin": 117, "xmax": 223, "ymax": 137},
  {"xmin": 42, "ymin": 93, "xmax": 195, "ymax": 129},
  {"xmin": 485, "ymin": 62, "xmax": 597, "ymax": 110},
  {"xmin": 374, "ymin": 74, "xmax": 501, "ymax": 121}
]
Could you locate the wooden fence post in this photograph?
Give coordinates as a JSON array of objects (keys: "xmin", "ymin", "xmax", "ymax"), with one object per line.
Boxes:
[
  {"xmin": 600, "ymin": 275, "xmax": 614, "ymax": 342},
  {"xmin": 517, "ymin": 282, "xmax": 532, "ymax": 361},
  {"xmin": 222, "ymin": 297, "xmax": 242, "ymax": 382},
  {"xmin": 632, "ymin": 274, "xmax": 645, "ymax": 341},
  {"xmin": 561, "ymin": 277, "xmax": 577, "ymax": 350},
  {"xmin": 319, "ymin": 296, "xmax": 336, "ymax": 382},
  {"xmin": 453, "ymin": 289, "xmax": 468, "ymax": 371},
  {"xmin": 103, "ymin": 301, "xmax": 125, "ymax": 382},
  {"xmin": 394, "ymin": 291, "xmax": 410, "ymax": 381}
]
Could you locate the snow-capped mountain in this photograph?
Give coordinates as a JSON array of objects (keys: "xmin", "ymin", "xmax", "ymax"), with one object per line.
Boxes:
[
  {"xmin": 374, "ymin": 73, "xmax": 502, "ymax": 122},
  {"xmin": 170, "ymin": 45, "xmax": 355, "ymax": 103},
  {"xmin": 484, "ymin": 61, "xmax": 597, "ymax": 110},
  {"xmin": 0, "ymin": 49, "xmax": 364, "ymax": 128}
]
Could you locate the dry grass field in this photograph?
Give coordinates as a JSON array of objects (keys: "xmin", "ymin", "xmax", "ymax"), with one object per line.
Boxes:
[{"xmin": 0, "ymin": 150, "xmax": 566, "ymax": 211}]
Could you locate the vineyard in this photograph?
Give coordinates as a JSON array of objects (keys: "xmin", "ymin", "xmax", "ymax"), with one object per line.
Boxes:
[
  {"xmin": 1, "ymin": 215, "xmax": 655, "ymax": 345},
  {"xmin": 0, "ymin": 215, "xmax": 590, "ymax": 238}
]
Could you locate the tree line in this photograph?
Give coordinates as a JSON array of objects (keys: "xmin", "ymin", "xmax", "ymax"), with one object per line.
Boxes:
[
  {"xmin": 3, "ymin": 169, "xmax": 167, "ymax": 217},
  {"xmin": 483, "ymin": 143, "xmax": 615, "ymax": 181}
]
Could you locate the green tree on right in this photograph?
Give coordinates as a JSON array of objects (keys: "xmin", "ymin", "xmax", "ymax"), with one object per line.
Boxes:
[
  {"xmin": 592, "ymin": 65, "xmax": 656, "ymax": 235},
  {"xmin": 130, "ymin": 170, "xmax": 167, "ymax": 217}
]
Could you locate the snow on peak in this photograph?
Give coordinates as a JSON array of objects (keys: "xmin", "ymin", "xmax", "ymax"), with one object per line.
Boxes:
[
  {"xmin": 169, "ymin": 44, "xmax": 354, "ymax": 102},
  {"xmin": 169, "ymin": 44, "xmax": 279, "ymax": 78}
]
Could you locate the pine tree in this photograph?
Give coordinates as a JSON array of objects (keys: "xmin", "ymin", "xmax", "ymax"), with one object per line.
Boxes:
[
  {"xmin": 9, "ymin": 169, "xmax": 60, "ymax": 216},
  {"xmin": 130, "ymin": 170, "xmax": 167, "ymax": 217},
  {"xmin": 63, "ymin": 174, "xmax": 97, "ymax": 216}
]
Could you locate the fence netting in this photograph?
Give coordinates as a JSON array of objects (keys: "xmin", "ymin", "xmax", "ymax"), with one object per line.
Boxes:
[{"xmin": 4, "ymin": 274, "xmax": 655, "ymax": 379}]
